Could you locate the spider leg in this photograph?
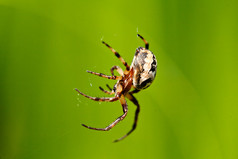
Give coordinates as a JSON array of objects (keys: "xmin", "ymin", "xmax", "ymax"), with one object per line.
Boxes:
[
  {"xmin": 114, "ymin": 93, "xmax": 140, "ymax": 142},
  {"xmin": 99, "ymin": 86, "xmax": 114, "ymax": 95},
  {"xmin": 130, "ymin": 89, "xmax": 140, "ymax": 94},
  {"xmin": 82, "ymin": 95, "xmax": 128, "ymax": 131},
  {"xmin": 110, "ymin": 65, "xmax": 124, "ymax": 76},
  {"xmin": 98, "ymin": 66, "xmax": 122, "ymax": 94},
  {"xmin": 137, "ymin": 34, "xmax": 149, "ymax": 49},
  {"xmin": 106, "ymin": 84, "xmax": 112, "ymax": 91},
  {"xmin": 86, "ymin": 70, "xmax": 121, "ymax": 80},
  {"xmin": 102, "ymin": 41, "xmax": 130, "ymax": 71},
  {"xmin": 75, "ymin": 88, "xmax": 118, "ymax": 102}
]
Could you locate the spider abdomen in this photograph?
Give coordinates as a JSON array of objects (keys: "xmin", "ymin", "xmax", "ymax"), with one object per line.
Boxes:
[{"xmin": 131, "ymin": 47, "xmax": 157, "ymax": 90}]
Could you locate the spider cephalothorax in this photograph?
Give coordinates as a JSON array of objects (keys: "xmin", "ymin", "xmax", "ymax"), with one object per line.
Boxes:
[{"xmin": 75, "ymin": 34, "xmax": 157, "ymax": 142}]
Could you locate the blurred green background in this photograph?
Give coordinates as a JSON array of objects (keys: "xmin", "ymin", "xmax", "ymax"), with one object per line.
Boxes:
[{"xmin": 1, "ymin": 0, "xmax": 238, "ymax": 158}]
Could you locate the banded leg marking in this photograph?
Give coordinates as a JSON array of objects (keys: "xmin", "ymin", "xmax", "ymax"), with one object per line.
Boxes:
[
  {"xmin": 114, "ymin": 93, "xmax": 140, "ymax": 142},
  {"xmin": 99, "ymin": 86, "xmax": 114, "ymax": 95},
  {"xmin": 81, "ymin": 95, "xmax": 128, "ymax": 131},
  {"xmin": 87, "ymin": 70, "xmax": 121, "ymax": 80},
  {"xmin": 110, "ymin": 65, "xmax": 124, "ymax": 76},
  {"xmin": 137, "ymin": 34, "xmax": 149, "ymax": 49},
  {"xmin": 106, "ymin": 84, "xmax": 112, "ymax": 91},
  {"xmin": 75, "ymin": 88, "xmax": 118, "ymax": 102},
  {"xmin": 102, "ymin": 41, "xmax": 130, "ymax": 71}
]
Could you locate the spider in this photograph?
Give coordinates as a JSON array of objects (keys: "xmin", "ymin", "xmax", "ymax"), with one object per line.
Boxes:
[{"xmin": 75, "ymin": 34, "xmax": 157, "ymax": 142}]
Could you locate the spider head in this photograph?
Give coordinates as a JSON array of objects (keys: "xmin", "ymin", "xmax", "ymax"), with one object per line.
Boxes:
[{"xmin": 131, "ymin": 47, "xmax": 157, "ymax": 90}]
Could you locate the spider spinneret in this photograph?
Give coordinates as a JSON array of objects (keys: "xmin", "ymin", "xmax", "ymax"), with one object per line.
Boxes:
[{"xmin": 75, "ymin": 34, "xmax": 157, "ymax": 142}]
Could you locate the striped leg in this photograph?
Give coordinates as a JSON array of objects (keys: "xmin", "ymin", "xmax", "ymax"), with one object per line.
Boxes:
[
  {"xmin": 82, "ymin": 95, "xmax": 128, "ymax": 131},
  {"xmin": 102, "ymin": 41, "xmax": 130, "ymax": 71},
  {"xmin": 99, "ymin": 86, "xmax": 114, "ymax": 95},
  {"xmin": 87, "ymin": 70, "xmax": 121, "ymax": 80},
  {"xmin": 137, "ymin": 34, "xmax": 149, "ymax": 49},
  {"xmin": 114, "ymin": 93, "xmax": 140, "ymax": 142},
  {"xmin": 110, "ymin": 65, "xmax": 124, "ymax": 76},
  {"xmin": 75, "ymin": 88, "xmax": 118, "ymax": 102}
]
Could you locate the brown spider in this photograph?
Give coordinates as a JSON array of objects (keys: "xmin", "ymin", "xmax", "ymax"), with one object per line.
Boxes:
[{"xmin": 75, "ymin": 34, "xmax": 157, "ymax": 142}]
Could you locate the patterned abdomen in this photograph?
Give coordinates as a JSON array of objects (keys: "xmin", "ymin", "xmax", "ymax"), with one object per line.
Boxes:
[{"xmin": 131, "ymin": 47, "xmax": 157, "ymax": 90}]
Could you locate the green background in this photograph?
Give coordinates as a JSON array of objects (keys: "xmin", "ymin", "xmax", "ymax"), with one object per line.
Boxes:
[{"xmin": 1, "ymin": 0, "xmax": 238, "ymax": 159}]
